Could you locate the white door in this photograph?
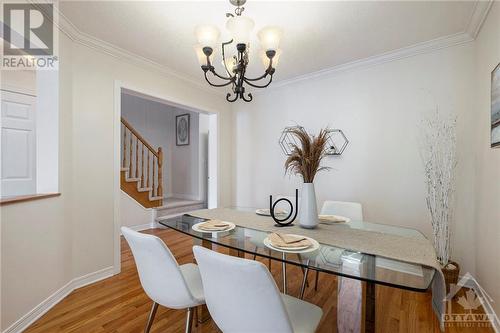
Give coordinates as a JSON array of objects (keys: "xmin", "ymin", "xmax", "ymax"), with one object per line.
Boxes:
[
  {"xmin": 207, "ymin": 114, "xmax": 218, "ymax": 209},
  {"xmin": 1, "ymin": 90, "xmax": 37, "ymax": 197}
]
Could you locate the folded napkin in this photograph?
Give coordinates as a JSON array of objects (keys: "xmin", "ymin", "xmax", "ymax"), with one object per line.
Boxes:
[
  {"xmin": 198, "ymin": 220, "xmax": 231, "ymax": 231},
  {"xmin": 268, "ymin": 233, "xmax": 312, "ymax": 248},
  {"xmin": 318, "ymin": 215, "xmax": 347, "ymax": 223},
  {"xmin": 258, "ymin": 208, "xmax": 288, "ymax": 215}
]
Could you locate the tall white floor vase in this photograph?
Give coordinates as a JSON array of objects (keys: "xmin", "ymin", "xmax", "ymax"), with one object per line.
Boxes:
[{"xmin": 299, "ymin": 183, "xmax": 319, "ymax": 229}]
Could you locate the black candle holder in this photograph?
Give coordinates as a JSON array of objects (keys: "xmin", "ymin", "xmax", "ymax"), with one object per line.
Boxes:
[{"xmin": 269, "ymin": 189, "xmax": 298, "ymax": 227}]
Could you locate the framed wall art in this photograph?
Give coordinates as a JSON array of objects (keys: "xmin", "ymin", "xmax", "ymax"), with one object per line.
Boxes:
[
  {"xmin": 491, "ymin": 62, "xmax": 500, "ymax": 148},
  {"xmin": 176, "ymin": 113, "xmax": 190, "ymax": 146}
]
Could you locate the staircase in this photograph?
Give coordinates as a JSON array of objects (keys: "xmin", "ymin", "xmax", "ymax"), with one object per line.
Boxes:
[
  {"xmin": 121, "ymin": 117, "xmax": 163, "ymax": 208},
  {"xmin": 156, "ymin": 198, "xmax": 206, "ymax": 220}
]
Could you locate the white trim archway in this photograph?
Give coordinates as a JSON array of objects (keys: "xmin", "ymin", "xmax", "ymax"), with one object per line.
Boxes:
[{"xmin": 113, "ymin": 81, "xmax": 219, "ymax": 274}]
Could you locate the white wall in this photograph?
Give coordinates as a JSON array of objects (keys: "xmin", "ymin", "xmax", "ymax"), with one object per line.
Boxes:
[
  {"xmin": 1, "ymin": 34, "xmax": 73, "ymax": 330},
  {"xmin": 232, "ymin": 43, "xmax": 478, "ymax": 274},
  {"xmin": 473, "ymin": 2, "xmax": 500, "ymax": 315},
  {"xmin": 199, "ymin": 113, "xmax": 209, "ymax": 202},
  {"xmin": 1, "ymin": 70, "xmax": 36, "ymax": 95},
  {"xmin": 119, "ymin": 191, "xmax": 154, "ymax": 229},
  {"xmin": 36, "ymin": 70, "xmax": 59, "ymax": 193}
]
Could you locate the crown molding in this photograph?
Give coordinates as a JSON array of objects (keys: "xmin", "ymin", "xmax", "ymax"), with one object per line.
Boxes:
[
  {"xmin": 51, "ymin": 0, "xmax": 493, "ymax": 95},
  {"xmin": 54, "ymin": 9, "xmax": 222, "ymax": 96},
  {"xmin": 465, "ymin": 0, "xmax": 494, "ymax": 39},
  {"xmin": 252, "ymin": 0, "xmax": 494, "ymax": 91},
  {"xmin": 268, "ymin": 32, "xmax": 474, "ymax": 90}
]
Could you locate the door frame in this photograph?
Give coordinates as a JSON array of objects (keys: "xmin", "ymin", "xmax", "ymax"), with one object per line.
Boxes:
[{"xmin": 113, "ymin": 81, "xmax": 219, "ymax": 274}]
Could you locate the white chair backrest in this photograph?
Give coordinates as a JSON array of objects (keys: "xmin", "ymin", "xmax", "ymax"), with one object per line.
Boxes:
[
  {"xmin": 193, "ymin": 246, "xmax": 293, "ymax": 333},
  {"xmin": 121, "ymin": 227, "xmax": 197, "ymax": 309},
  {"xmin": 321, "ymin": 201, "xmax": 364, "ymax": 221}
]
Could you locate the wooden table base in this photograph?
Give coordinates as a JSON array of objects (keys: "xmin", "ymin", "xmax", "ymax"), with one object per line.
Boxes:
[{"xmin": 337, "ymin": 277, "xmax": 375, "ymax": 333}]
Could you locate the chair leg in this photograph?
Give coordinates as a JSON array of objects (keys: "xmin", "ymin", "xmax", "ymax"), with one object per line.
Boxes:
[
  {"xmin": 297, "ymin": 254, "xmax": 309, "ymax": 288},
  {"xmin": 268, "ymin": 249, "xmax": 272, "ymax": 270},
  {"xmin": 252, "ymin": 245, "xmax": 258, "ymax": 260},
  {"xmin": 144, "ymin": 302, "xmax": 159, "ymax": 333},
  {"xmin": 314, "ymin": 270, "xmax": 319, "ymax": 291},
  {"xmin": 185, "ymin": 307, "xmax": 194, "ymax": 333},
  {"xmin": 193, "ymin": 305, "xmax": 198, "ymax": 327},
  {"xmin": 282, "ymin": 252, "xmax": 287, "ymax": 295},
  {"xmin": 299, "ymin": 259, "xmax": 310, "ymax": 299}
]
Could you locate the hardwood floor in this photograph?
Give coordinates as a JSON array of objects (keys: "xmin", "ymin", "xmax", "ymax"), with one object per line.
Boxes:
[{"xmin": 25, "ymin": 228, "xmax": 494, "ymax": 333}]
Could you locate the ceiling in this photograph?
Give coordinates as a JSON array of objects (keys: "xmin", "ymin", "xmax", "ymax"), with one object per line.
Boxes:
[{"xmin": 59, "ymin": 1, "xmax": 477, "ymax": 83}]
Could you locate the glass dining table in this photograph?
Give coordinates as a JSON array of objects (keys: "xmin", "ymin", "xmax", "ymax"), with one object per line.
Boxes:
[{"xmin": 158, "ymin": 207, "xmax": 436, "ymax": 333}]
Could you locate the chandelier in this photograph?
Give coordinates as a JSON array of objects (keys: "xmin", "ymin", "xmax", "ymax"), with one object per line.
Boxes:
[{"xmin": 194, "ymin": 0, "xmax": 283, "ymax": 102}]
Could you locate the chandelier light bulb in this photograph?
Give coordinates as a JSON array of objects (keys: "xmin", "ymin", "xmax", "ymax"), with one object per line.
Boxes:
[
  {"xmin": 195, "ymin": 25, "xmax": 220, "ymax": 49},
  {"xmin": 258, "ymin": 26, "xmax": 283, "ymax": 51},
  {"xmin": 261, "ymin": 49, "xmax": 281, "ymax": 69},
  {"xmin": 194, "ymin": 45, "xmax": 213, "ymax": 66},
  {"xmin": 226, "ymin": 15, "xmax": 255, "ymax": 46}
]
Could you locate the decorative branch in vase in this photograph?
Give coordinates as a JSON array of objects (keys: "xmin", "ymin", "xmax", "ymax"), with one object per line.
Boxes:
[
  {"xmin": 284, "ymin": 126, "xmax": 330, "ymax": 229},
  {"xmin": 419, "ymin": 109, "xmax": 458, "ymax": 289}
]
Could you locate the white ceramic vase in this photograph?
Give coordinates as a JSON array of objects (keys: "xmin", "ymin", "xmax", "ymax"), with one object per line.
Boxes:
[{"xmin": 299, "ymin": 183, "xmax": 318, "ymax": 229}]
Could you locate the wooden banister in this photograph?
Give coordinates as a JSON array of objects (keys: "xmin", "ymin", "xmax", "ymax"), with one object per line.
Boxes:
[
  {"xmin": 121, "ymin": 117, "xmax": 159, "ymax": 157},
  {"xmin": 121, "ymin": 117, "xmax": 163, "ymax": 203},
  {"xmin": 157, "ymin": 147, "xmax": 163, "ymax": 197}
]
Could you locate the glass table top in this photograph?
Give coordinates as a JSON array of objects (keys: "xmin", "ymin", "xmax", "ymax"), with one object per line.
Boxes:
[{"xmin": 158, "ymin": 208, "xmax": 435, "ymax": 292}]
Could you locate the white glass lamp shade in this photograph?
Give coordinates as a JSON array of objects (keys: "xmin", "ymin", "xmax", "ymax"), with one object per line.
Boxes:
[
  {"xmin": 226, "ymin": 16, "xmax": 255, "ymax": 45},
  {"xmin": 194, "ymin": 45, "xmax": 214, "ymax": 66},
  {"xmin": 195, "ymin": 25, "xmax": 220, "ymax": 49},
  {"xmin": 258, "ymin": 26, "xmax": 283, "ymax": 51},
  {"xmin": 261, "ymin": 49, "xmax": 281, "ymax": 69}
]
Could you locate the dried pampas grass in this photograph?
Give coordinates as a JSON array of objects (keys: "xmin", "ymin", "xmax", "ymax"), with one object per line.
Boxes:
[{"xmin": 284, "ymin": 127, "xmax": 330, "ymax": 183}]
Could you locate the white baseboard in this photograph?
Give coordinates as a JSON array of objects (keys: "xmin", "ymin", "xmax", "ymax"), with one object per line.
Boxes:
[
  {"xmin": 459, "ymin": 274, "xmax": 499, "ymax": 333},
  {"xmin": 121, "ymin": 222, "xmax": 155, "ymax": 233},
  {"xmin": 168, "ymin": 193, "xmax": 200, "ymax": 201},
  {"xmin": 155, "ymin": 212, "xmax": 186, "ymax": 223},
  {"xmin": 2, "ymin": 266, "xmax": 115, "ymax": 333}
]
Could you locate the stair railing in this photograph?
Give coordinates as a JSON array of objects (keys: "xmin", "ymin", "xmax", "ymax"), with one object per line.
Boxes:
[{"xmin": 121, "ymin": 117, "xmax": 163, "ymax": 198}]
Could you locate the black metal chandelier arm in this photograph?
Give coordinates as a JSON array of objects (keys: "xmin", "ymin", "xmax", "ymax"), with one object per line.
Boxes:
[
  {"xmin": 221, "ymin": 39, "xmax": 234, "ymax": 75},
  {"xmin": 226, "ymin": 92, "xmax": 239, "ymax": 102},
  {"xmin": 204, "ymin": 71, "xmax": 235, "ymax": 87},
  {"xmin": 241, "ymin": 92, "xmax": 253, "ymax": 102},
  {"xmin": 210, "ymin": 68, "xmax": 234, "ymax": 81},
  {"xmin": 243, "ymin": 66, "xmax": 273, "ymax": 81},
  {"xmin": 243, "ymin": 75, "xmax": 273, "ymax": 88}
]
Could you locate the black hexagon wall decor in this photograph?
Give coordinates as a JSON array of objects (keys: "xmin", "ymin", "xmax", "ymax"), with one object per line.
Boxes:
[
  {"xmin": 325, "ymin": 129, "xmax": 349, "ymax": 155},
  {"xmin": 278, "ymin": 126, "xmax": 304, "ymax": 156},
  {"xmin": 279, "ymin": 126, "xmax": 349, "ymax": 156}
]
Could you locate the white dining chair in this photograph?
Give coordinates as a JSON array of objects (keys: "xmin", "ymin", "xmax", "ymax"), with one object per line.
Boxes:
[
  {"xmin": 121, "ymin": 227, "xmax": 205, "ymax": 333},
  {"xmin": 320, "ymin": 201, "xmax": 363, "ymax": 221},
  {"xmin": 301, "ymin": 201, "xmax": 364, "ymax": 296},
  {"xmin": 193, "ymin": 245, "xmax": 323, "ymax": 333}
]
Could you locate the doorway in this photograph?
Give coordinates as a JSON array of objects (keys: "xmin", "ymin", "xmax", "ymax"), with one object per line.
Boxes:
[{"xmin": 113, "ymin": 82, "xmax": 218, "ymax": 274}]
